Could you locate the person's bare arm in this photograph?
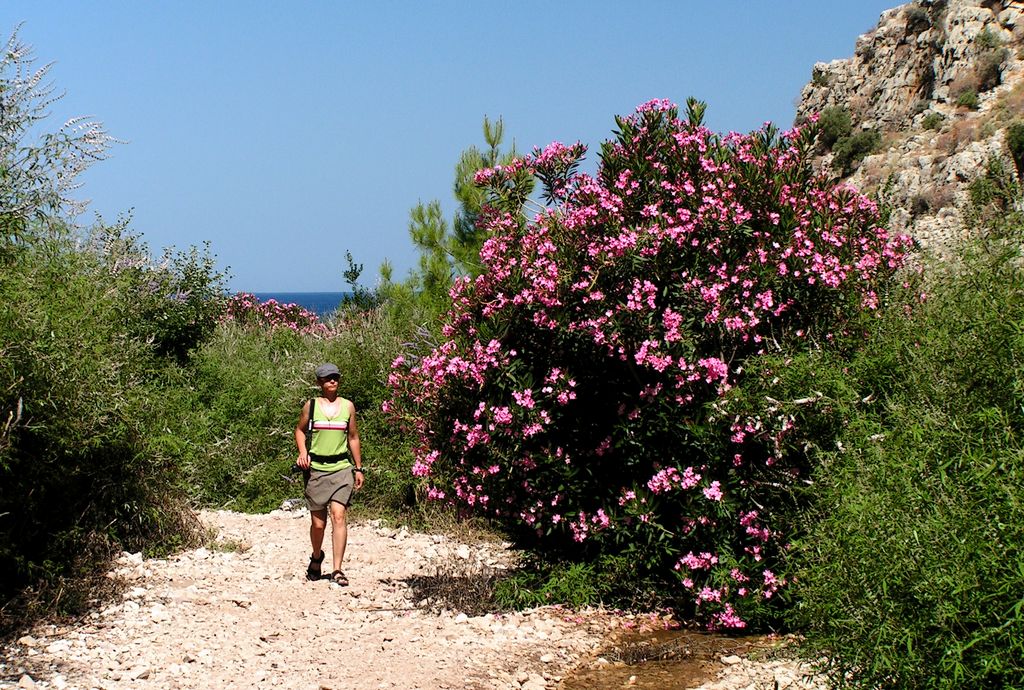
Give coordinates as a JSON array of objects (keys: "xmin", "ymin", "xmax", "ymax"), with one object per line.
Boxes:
[
  {"xmin": 347, "ymin": 401, "xmax": 365, "ymax": 490},
  {"xmin": 295, "ymin": 400, "xmax": 312, "ymax": 469}
]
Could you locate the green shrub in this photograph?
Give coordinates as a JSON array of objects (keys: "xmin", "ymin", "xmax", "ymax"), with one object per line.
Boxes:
[
  {"xmin": 905, "ymin": 6, "xmax": 931, "ymax": 34},
  {"xmin": 174, "ymin": 296, "xmax": 426, "ymax": 516},
  {"xmin": 817, "ymin": 106, "xmax": 852, "ymax": 150},
  {"xmin": 1006, "ymin": 120, "xmax": 1024, "ymax": 175},
  {"xmin": 89, "ymin": 227, "xmax": 228, "ymax": 363},
  {"xmin": 976, "ymin": 28, "xmax": 1003, "ymax": 52},
  {"xmin": 831, "ymin": 129, "xmax": 881, "ymax": 175},
  {"xmin": 0, "ymin": 32, "xmax": 204, "ymax": 633},
  {"xmin": 976, "ymin": 48, "xmax": 1008, "ymax": 93},
  {"xmin": 493, "ymin": 554, "xmax": 665, "ymax": 612},
  {"xmin": 141, "ymin": 244, "xmax": 228, "ymax": 362},
  {"xmin": 495, "ymin": 561, "xmax": 611, "ymax": 610},
  {"xmin": 922, "ymin": 111, "xmax": 945, "ymax": 130},
  {"xmin": 967, "ymin": 156, "xmax": 1019, "ymax": 221},
  {"xmin": 957, "ymin": 89, "xmax": 980, "ymax": 110},
  {"xmin": 167, "ymin": 323, "xmax": 307, "ymax": 511},
  {"xmin": 0, "ymin": 229, "xmax": 202, "ymax": 633},
  {"xmin": 387, "ymin": 100, "xmax": 913, "ymax": 630},
  {"xmin": 790, "ymin": 173, "xmax": 1024, "ymax": 689}
]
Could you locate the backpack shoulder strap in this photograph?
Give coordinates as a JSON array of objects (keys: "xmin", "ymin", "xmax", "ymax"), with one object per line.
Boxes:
[{"xmin": 305, "ymin": 398, "xmax": 316, "ymax": 452}]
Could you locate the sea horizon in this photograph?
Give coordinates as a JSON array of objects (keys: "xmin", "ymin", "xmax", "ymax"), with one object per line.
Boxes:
[{"xmin": 247, "ymin": 291, "xmax": 351, "ymax": 317}]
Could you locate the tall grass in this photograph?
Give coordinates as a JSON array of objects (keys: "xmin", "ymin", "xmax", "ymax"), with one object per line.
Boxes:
[
  {"xmin": 174, "ymin": 296, "xmax": 433, "ymax": 516},
  {"xmin": 790, "ymin": 195, "xmax": 1024, "ymax": 687},
  {"xmin": 0, "ymin": 31, "xmax": 228, "ymax": 633},
  {"xmin": 0, "ymin": 227, "xmax": 204, "ymax": 633}
]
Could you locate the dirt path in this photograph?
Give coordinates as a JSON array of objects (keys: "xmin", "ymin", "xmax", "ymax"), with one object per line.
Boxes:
[{"xmin": 0, "ymin": 509, "xmax": 827, "ymax": 690}]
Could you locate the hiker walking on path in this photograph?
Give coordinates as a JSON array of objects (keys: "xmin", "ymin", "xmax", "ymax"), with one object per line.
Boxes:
[{"xmin": 295, "ymin": 363, "xmax": 365, "ymax": 585}]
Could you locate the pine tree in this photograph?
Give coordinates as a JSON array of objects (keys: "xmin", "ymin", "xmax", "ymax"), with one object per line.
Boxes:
[{"xmin": 402, "ymin": 116, "xmax": 531, "ymax": 308}]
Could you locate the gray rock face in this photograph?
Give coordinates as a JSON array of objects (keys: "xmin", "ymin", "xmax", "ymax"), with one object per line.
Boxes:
[
  {"xmin": 798, "ymin": 1, "xmax": 1019, "ymax": 130},
  {"xmin": 795, "ymin": 0, "xmax": 1024, "ymax": 252}
]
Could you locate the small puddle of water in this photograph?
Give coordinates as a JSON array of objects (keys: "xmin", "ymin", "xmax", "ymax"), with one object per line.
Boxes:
[{"xmin": 561, "ymin": 629, "xmax": 777, "ymax": 690}]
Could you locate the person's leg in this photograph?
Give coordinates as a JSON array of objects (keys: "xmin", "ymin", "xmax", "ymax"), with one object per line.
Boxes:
[
  {"xmin": 309, "ymin": 508, "xmax": 328, "ymax": 562},
  {"xmin": 305, "ymin": 469, "xmax": 328, "ymax": 572},
  {"xmin": 328, "ymin": 501, "xmax": 348, "ymax": 573}
]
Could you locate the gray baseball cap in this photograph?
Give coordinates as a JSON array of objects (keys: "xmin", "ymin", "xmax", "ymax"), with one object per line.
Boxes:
[{"xmin": 315, "ymin": 363, "xmax": 340, "ymax": 379}]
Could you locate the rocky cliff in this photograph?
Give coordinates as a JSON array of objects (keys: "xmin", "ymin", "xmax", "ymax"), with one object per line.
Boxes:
[{"xmin": 795, "ymin": 0, "xmax": 1024, "ymax": 251}]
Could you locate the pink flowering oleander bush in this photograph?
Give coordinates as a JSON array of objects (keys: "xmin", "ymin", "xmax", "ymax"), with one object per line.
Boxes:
[
  {"xmin": 224, "ymin": 292, "xmax": 329, "ymax": 337},
  {"xmin": 385, "ymin": 99, "xmax": 913, "ymax": 628}
]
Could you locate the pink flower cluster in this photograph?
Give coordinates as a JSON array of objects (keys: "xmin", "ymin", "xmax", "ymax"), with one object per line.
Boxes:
[
  {"xmin": 385, "ymin": 100, "xmax": 912, "ymax": 628},
  {"xmin": 647, "ymin": 466, "xmax": 702, "ymax": 493},
  {"xmin": 223, "ymin": 293, "xmax": 329, "ymax": 337}
]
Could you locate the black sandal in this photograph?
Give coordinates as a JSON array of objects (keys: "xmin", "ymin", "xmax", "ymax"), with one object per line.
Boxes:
[
  {"xmin": 306, "ymin": 550, "xmax": 325, "ymax": 581},
  {"xmin": 330, "ymin": 570, "xmax": 349, "ymax": 586}
]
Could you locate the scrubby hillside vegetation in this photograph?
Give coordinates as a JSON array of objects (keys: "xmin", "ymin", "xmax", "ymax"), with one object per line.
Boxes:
[
  {"xmin": 0, "ymin": 32, "xmax": 426, "ymax": 633},
  {"xmin": 3, "ymin": 4, "xmax": 1023, "ymax": 686},
  {"xmin": 788, "ymin": 2, "xmax": 1024, "ymax": 686},
  {"xmin": 783, "ymin": 172, "xmax": 1024, "ymax": 688},
  {"xmin": 0, "ymin": 33, "xmax": 208, "ymax": 628},
  {"xmin": 798, "ymin": 0, "xmax": 1024, "ymax": 253}
]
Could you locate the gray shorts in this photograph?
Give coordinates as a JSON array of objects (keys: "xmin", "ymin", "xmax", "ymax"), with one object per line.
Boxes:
[{"xmin": 304, "ymin": 468, "xmax": 355, "ymax": 511}]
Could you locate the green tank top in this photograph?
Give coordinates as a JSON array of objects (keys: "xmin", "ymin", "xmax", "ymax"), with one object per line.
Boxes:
[{"xmin": 309, "ymin": 397, "xmax": 353, "ymax": 472}]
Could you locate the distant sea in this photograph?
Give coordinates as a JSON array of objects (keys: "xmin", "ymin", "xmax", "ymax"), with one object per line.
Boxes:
[{"xmin": 249, "ymin": 292, "xmax": 351, "ymax": 317}]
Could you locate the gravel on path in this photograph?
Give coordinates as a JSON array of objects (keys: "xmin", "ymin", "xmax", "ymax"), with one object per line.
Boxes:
[{"xmin": 1, "ymin": 509, "xmax": 828, "ymax": 690}]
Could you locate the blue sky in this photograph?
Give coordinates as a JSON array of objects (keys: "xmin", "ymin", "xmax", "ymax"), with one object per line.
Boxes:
[{"xmin": 2, "ymin": 2, "xmax": 898, "ymax": 292}]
